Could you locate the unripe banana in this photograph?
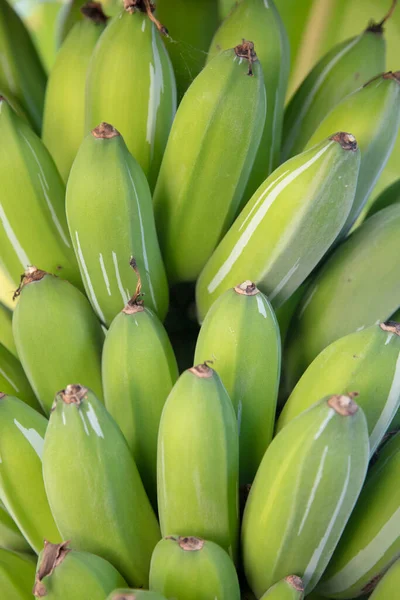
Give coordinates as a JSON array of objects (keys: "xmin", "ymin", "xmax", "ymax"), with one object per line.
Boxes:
[
  {"xmin": 107, "ymin": 591, "xmax": 167, "ymax": 600},
  {"xmin": 305, "ymin": 71, "xmax": 400, "ymax": 235},
  {"xmin": 12, "ymin": 267, "xmax": 104, "ymax": 415},
  {"xmin": 194, "ymin": 281, "xmax": 281, "ymax": 484},
  {"xmin": 317, "ymin": 430, "xmax": 400, "ymax": 598},
  {"xmin": 33, "ymin": 540, "xmax": 127, "ymax": 598},
  {"xmin": 66, "ymin": 123, "xmax": 168, "ymax": 325},
  {"xmin": 102, "ymin": 293, "xmax": 179, "ymax": 507},
  {"xmin": 278, "ymin": 321, "xmax": 400, "ymax": 455},
  {"xmin": 149, "ymin": 535, "xmax": 240, "ymax": 600},
  {"xmin": 0, "ymin": 393, "xmax": 61, "ymax": 553},
  {"xmin": 0, "ymin": 342, "xmax": 41, "ymax": 411},
  {"xmin": 0, "ymin": 301, "xmax": 17, "ymax": 357},
  {"xmin": 365, "ymin": 177, "xmax": 400, "ymax": 219},
  {"xmin": 196, "ymin": 132, "xmax": 361, "ymax": 322},
  {"xmin": 260, "ymin": 576, "xmax": 305, "ymax": 600},
  {"xmin": 0, "ymin": 548, "xmax": 36, "ymax": 599},
  {"xmin": 85, "ymin": 0, "xmax": 176, "ymax": 190},
  {"xmin": 282, "ymin": 18, "xmax": 386, "ymax": 160},
  {"xmin": 0, "ymin": 0, "xmax": 46, "ymax": 133},
  {"xmin": 369, "ymin": 559, "xmax": 400, "ymax": 600},
  {"xmin": 42, "ymin": 3, "xmax": 108, "ymax": 182},
  {"xmin": 285, "ymin": 204, "xmax": 400, "ymax": 384},
  {"xmin": 43, "ymin": 384, "xmax": 161, "ymax": 587},
  {"xmin": 0, "ymin": 499, "xmax": 31, "ymax": 554},
  {"xmin": 157, "ymin": 364, "xmax": 239, "ymax": 560},
  {"xmin": 242, "ymin": 394, "xmax": 369, "ymax": 597},
  {"xmin": 208, "ymin": 0, "xmax": 289, "ymax": 199},
  {"xmin": 153, "ymin": 42, "xmax": 266, "ymax": 283},
  {"xmin": 0, "ymin": 98, "xmax": 81, "ymax": 289}
]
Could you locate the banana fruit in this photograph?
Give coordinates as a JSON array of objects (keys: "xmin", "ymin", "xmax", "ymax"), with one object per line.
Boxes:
[
  {"xmin": 157, "ymin": 364, "xmax": 239, "ymax": 560},
  {"xmin": 317, "ymin": 430, "xmax": 400, "ymax": 598},
  {"xmin": 0, "ymin": 342, "xmax": 41, "ymax": 412},
  {"xmin": 196, "ymin": 132, "xmax": 361, "ymax": 322},
  {"xmin": 369, "ymin": 559, "xmax": 400, "ymax": 600},
  {"xmin": 66, "ymin": 122, "xmax": 168, "ymax": 326},
  {"xmin": 194, "ymin": 281, "xmax": 281, "ymax": 485},
  {"xmin": 33, "ymin": 540, "xmax": 127, "ymax": 598},
  {"xmin": 0, "ymin": 302, "xmax": 17, "ymax": 357},
  {"xmin": 242, "ymin": 394, "xmax": 369, "ymax": 597},
  {"xmin": 107, "ymin": 591, "xmax": 167, "ymax": 600},
  {"xmin": 0, "ymin": 548, "xmax": 36, "ymax": 599},
  {"xmin": 102, "ymin": 292, "xmax": 179, "ymax": 507},
  {"xmin": 153, "ymin": 42, "xmax": 266, "ymax": 283},
  {"xmin": 149, "ymin": 535, "xmax": 240, "ymax": 600},
  {"xmin": 208, "ymin": 0, "xmax": 290, "ymax": 198},
  {"xmin": 0, "ymin": 499, "xmax": 32, "ymax": 554},
  {"xmin": 42, "ymin": 2, "xmax": 108, "ymax": 182},
  {"xmin": 260, "ymin": 576, "xmax": 304, "ymax": 600},
  {"xmin": 278, "ymin": 321, "xmax": 400, "ymax": 455},
  {"xmin": 0, "ymin": 98, "xmax": 81, "ymax": 289},
  {"xmin": 43, "ymin": 384, "xmax": 161, "ymax": 587},
  {"xmin": 0, "ymin": 393, "xmax": 61, "ymax": 553},
  {"xmin": 85, "ymin": 0, "xmax": 176, "ymax": 190},
  {"xmin": 12, "ymin": 267, "xmax": 104, "ymax": 415}
]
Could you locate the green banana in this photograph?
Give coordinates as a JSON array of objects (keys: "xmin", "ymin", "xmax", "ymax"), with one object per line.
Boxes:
[
  {"xmin": 305, "ymin": 71, "xmax": 400, "ymax": 235},
  {"xmin": 317, "ymin": 430, "xmax": 400, "ymax": 598},
  {"xmin": 285, "ymin": 203, "xmax": 400, "ymax": 383},
  {"xmin": 242, "ymin": 394, "xmax": 369, "ymax": 597},
  {"xmin": 0, "ymin": 548, "xmax": 36, "ymax": 599},
  {"xmin": 196, "ymin": 132, "xmax": 361, "ymax": 322},
  {"xmin": 66, "ymin": 123, "xmax": 168, "ymax": 326},
  {"xmin": 149, "ymin": 535, "xmax": 240, "ymax": 600},
  {"xmin": 208, "ymin": 0, "xmax": 290, "ymax": 198},
  {"xmin": 0, "ymin": 301, "xmax": 17, "ymax": 357},
  {"xmin": 12, "ymin": 267, "xmax": 104, "ymax": 415},
  {"xmin": 278, "ymin": 321, "xmax": 400, "ymax": 455},
  {"xmin": 85, "ymin": 0, "xmax": 176, "ymax": 190},
  {"xmin": 157, "ymin": 364, "xmax": 239, "ymax": 560},
  {"xmin": 365, "ymin": 177, "xmax": 400, "ymax": 219},
  {"xmin": 33, "ymin": 540, "xmax": 127, "ymax": 598},
  {"xmin": 43, "ymin": 384, "xmax": 161, "ymax": 587},
  {"xmin": 282, "ymin": 18, "xmax": 386, "ymax": 161},
  {"xmin": 194, "ymin": 281, "xmax": 281, "ymax": 485},
  {"xmin": 0, "ymin": 393, "xmax": 61, "ymax": 553},
  {"xmin": 107, "ymin": 591, "xmax": 167, "ymax": 600},
  {"xmin": 153, "ymin": 42, "xmax": 266, "ymax": 283},
  {"xmin": 0, "ymin": 98, "xmax": 81, "ymax": 289},
  {"xmin": 42, "ymin": 2, "xmax": 108, "ymax": 182},
  {"xmin": 369, "ymin": 559, "xmax": 400, "ymax": 600},
  {"xmin": 0, "ymin": 342, "xmax": 41, "ymax": 411},
  {"xmin": 260, "ymin": 576, "xmax": 305, "ymax": 600},
  {"xmin": 0, "ymin": 499, "xmax": 32, "ymax": 553},
  {"xmin": 0, "ymin": 0, "xmax": 46, "ymax": 133},
  {"xmin": 102, "ymin": 292, "xmax": 179, "ymax": 507},
  {"xmin": 154, "ymin": 0, "xmax": 219, "ymax": 100}
]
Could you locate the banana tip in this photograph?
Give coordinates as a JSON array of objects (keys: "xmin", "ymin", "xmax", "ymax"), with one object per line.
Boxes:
[
  {"xmin": 0, "ymin": 392, "xmax": 6, "ymax": 400},
  {"xmin": 328, "ymin": 393, "xmax": 359, "ymax": 416},
  {"xmin": 189, "ymin": 362, "xmax": 214, "ymax": 378},
  {"xmin": 34, "ymin": 541, "xmax": 71, "ymax": 597},
  {"xmin": 380, "ymin": 320, "xmax": 400, "ymax": 336},
  {"xmin": 285, "ymin": 575, "xmax": 304, "ymax": 591},
  {"xmin": 178, "ymin": 536, "xmax": 204, "ymax": 551},
  {"xmin": 57, "ymin": 384, "xmax": 88, "ymax": 407},
  {"xmin": 91, "ymin": 122, "xmax": 120, "ymax": 139},
  {"xmin": 330, "ymin": 132, "xmax": 357, "ymax": 152},
  {"xmin": 80, "ymin": 2, "xmax": 108, "ymax": 23},
  {"xmin": 234, "ymin": 281, "xmax": 259, "ymax": 296}
]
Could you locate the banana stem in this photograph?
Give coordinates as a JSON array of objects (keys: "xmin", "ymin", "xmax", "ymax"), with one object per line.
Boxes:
[
  {"xmin": 379, "ymin": 0, "xmax": 398, "ymax": 26},
  {"xmin": 123, "ymin": 0, "xmax": 168, "ymax": 35}
]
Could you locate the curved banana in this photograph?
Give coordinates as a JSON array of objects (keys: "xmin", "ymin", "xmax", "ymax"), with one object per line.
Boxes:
[
  {"xmin": 0, "ymin": 393, "xmax": 61, "ymax": 553},
  {"xmin": 306, "ymin": 71, "xmax": 400, "ymax": 235},
  {"xmin": 0, "ymin": 499, "xmax": 32, "ymax": 554},
  {"xmin": 242, "ymin": 394, "xmax": 369, "ymax": 597},
  {"xmin": 149, "ymin": 536, "xmax": 240, "ymax": 600},
  {"xmin": 317, "ymin": 430, "xmax": 400, "ymax": 598},
  {"xmin": 12, "ymin": 267, "xmax": 104, "ymax": 415},
  {"xmin": 194, "ymin": 281, "xmax": 281, "ymax": 485},
  {"xmin": 66, "ymin": 122, "xmax": 168, "ymax": 325},
  {"xmin": 0, "ymin": 548, "xmax": 36, "ymax": 599},
  {"xmin": 285, "ymin": 203, "xmax": 400, "ymax": 385},
  {"xmin": 0, "ymin": 342, "xmax": 41, "ymax": 411},
  {"xmin": 157, "ymin": 364, "xmax": 239, "ymax": 561},
  {"xmin": 107, "ymin": 591, "xmax": 167, "ymax": 600},
  {"xmin": 0, "ymin": 98, "xmax": 81, "ymax": 289},
  {"xmin": 365, "ymin": 177, "xmax": 400, "ymax": 219},
  {"xmin": 196, "ymin": 132, "xmax": 361, "ymax": 322},
  {"xmin": 260, "ymin": 576, "xmax": 304, "ymax": 600},
  {"xmin": 0, "ymin": 301, "xmax": 17, "ymax": 357},
  {"xmin": 43, "ymin": 2, "xmax": 108, "ymax": 182},
  {"xmin": 43, "ymin": 384, "xmax": 161, "ymax": 587},
  {"xmin": 102, "ymin": 292, "xmax": 179, "ymax": 508},
  {"xmin": 208, "ymin": 0, "xmax": 290, "ymax": 199},
  {"xmin": 278, "ymin": 321, "xmax": 400, "ymax": 455},
  {"xmin": 153, "ymin": 42, "xmax": 266, "ymax": 283},
  {"xmin": 369, "ymin": 559, "xmax": 400, "ymax": 600},
  {"xmin": 33, "ymin": 540, "xmax": 127, "ymax": 598},
  {"xmin": 85, "ymin": 0, "xmax": 177, "ymax": 190}
]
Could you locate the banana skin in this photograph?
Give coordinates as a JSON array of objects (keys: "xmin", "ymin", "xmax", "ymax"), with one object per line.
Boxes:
[{"xmin": 0, "ymin": 548, "xmax": 36, "ymax": 599}]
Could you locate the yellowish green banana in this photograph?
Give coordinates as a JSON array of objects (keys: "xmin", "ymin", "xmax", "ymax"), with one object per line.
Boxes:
[
  {"xmin": 12, "ymin": 267, "xmax": 104, "ymax": 415},
  {"xmin": 107, "ymin": 590, "xmax": 167, "ymax": 600},
  {"xmin": 369, "ymin": 559, "xmax": 400, "ymax": 600},
  {"xmin": 0, "ymin": 548, "xmax": 36, "ymax": 599},
  {"xmin": 0, "ymin": 499, "xmax": 32, "ymax": 554},
  {"xmin": 43, "ymin": 384, "xmax": 161, "ymax": 587},
  {"xmin": 42, "ymin": 2, "xmax": 108, "ymax": 182},
  {"xmin": 157, "ymin": 364, "xmax": 239, "ymax": 561},
  {"xmin": 0, "ymin": 342, "xmax": 41, "ymax": 412},
  {"xmin": 153, "ymin": 42, "xmax": 266, "ymax": 283},
  {"xmin": 66, "ymin": 123, "xmax": 168, "ymax": 326},
  {"xmin": 260, "ymin": 576, "xmax": 305, "ymax": 600},
  {"xmin": 85, "ymin": 0, "xmax": 176, "ymax": 190},
  {"xmin": 196, "ymin": 132, "xmax": 361, "ymax": 322},
  {"xmin": 0, "ymin": 393, "xmax": 61, "ymax": 553},
  {"xmin": 194, "ymin": 281, "xmax": 281, "ymax": 485},
  {"xmin": 0, "ymin": 301, "xmax": 17, "ymax": 357},
  {"xmin": 242, "ymin": 394, "xmax": 369, "ymax": 597},
  {"xmin": 149, "ymin": 536, "xmax": 240, "ymax": 600}
]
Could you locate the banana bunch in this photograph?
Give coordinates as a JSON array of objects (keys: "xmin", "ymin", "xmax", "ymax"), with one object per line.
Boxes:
[
  {"xmin": 260, "ymin": 576, "xmax": 304, "ymax": 600},
  {"xmin": 196, "ymin": 132, "xmax": 360, "ymax": 321},
  {"xmin": 0, "ymin": 548, "xmax": 36, "ymax": 599},
  {"xmin": 0, "ymin": 499, "xmax": 31, "ymax": 554}
]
